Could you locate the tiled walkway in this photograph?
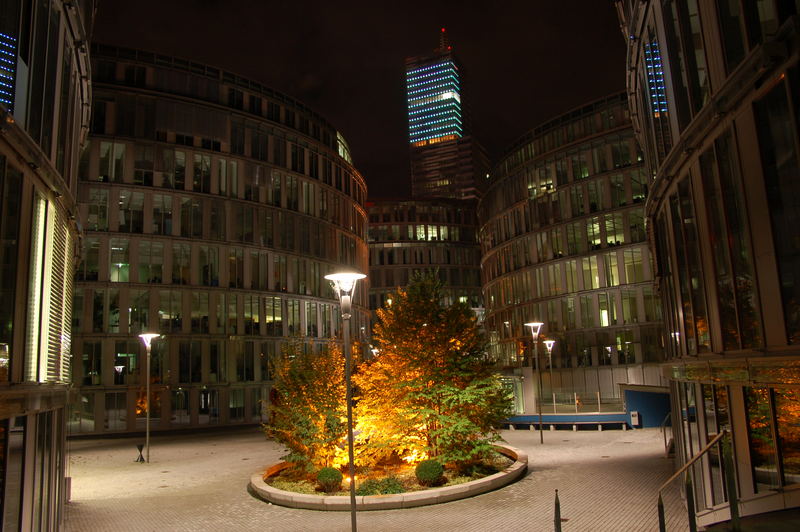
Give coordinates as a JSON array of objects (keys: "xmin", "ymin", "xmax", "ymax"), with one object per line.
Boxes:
[{"xmin": 65, "ymin": 426, "xmax": 687, "ymax": 531}]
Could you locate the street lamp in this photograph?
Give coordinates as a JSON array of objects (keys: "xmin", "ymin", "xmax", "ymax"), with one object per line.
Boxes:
[
  {"xmin": 138, "ymin": 332, "xmax": 160, "ymax": 463},
  {"xmin": 544, "ymin": 339, "xmax": 555, "ymax": 407},
  {"xmin": 525, "ymin": 322, "xmax": 544, "ymax": 444},
  {"xmin": 325, "ymin": 271, "xmax": 366, "ymax": 532}
]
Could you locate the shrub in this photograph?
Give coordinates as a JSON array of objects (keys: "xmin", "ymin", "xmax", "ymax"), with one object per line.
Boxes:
[
  {"xmin": 356, "ymin": 476, "xmax": 405, "ymax": 496},
  {"xmin": 317, "ymin": 467, "xmax": 343, "ymax": 493},
  {"xmin": 415, "ymin": 459, "xmax": 444, "ymax": 486}
]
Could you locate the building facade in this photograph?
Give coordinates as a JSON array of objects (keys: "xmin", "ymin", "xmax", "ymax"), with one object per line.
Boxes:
[
  {"xmin": 405, "ymin": 29, "xmax": 489, "ymax": 200},
  {"xmin": 367, "ymin": 198, "xmax": 482, "ymax": 312},
  {"xmin": 478, "ymin": 93, "xmax": 666, "ymax": 413},
  {"xmin": 617, "ymin": 0, "xmax": 800, "ymax": 526},
  {"xmin": 0, "ymin": 1, "xmax": 94, "ymax": 530},
  {"xmin": 69, "ymin": 45, "xmax": 369, "ymax": 435}
]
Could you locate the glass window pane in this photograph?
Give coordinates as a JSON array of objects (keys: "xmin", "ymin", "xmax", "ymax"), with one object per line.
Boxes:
[{"xmin": 746, "ymin": 386, "xmax": 780, "ymax": 492}]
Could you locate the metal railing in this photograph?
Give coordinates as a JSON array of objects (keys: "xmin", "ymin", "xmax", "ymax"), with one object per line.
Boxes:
[
  {"xmin": 659, "ymin": 412, "xmax": 672, "ymax": 456},
  {"xmin": 657, "ymin": 430, "xmax": 739, "ymax": 532}
]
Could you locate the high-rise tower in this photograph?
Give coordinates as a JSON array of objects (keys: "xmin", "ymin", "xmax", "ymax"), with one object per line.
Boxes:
[{"xmin": 405, "ymin": 29, "xmax": 488, "ymax": 200}]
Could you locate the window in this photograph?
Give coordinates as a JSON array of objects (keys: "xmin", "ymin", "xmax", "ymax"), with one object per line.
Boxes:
[
  {"xmin": 244, "ymin": 294, "xmax": 260, "ymax": 335},
  {"xmin": 609, "ymin": 173, "xmax": 625, "ymax": 206},
  {"xmin": 193, "ymin": 153, "xmax": 211, "ymax": 193},
  {"xmin": 118, "ymin": 190, "xmax": 144, "ymax": 233},
  {"xmin": 109, "ymin": 239, "xmax": 129, "ymax": 282},
  {"xmin": 129, "ymin": 289, "xmax": 149, "ymax": 334},
  {"xmin": 287, "ymin": 299, "xmax": 300, "ymax": 335},
  {"xmin": 228, "ymin": 88, "xmax": 243, "ymax": 109},
  {"xmin": 172, "ymin": 390, "xmax": 190, "ymax": 425},
  {"xmin": 603, "ymin": 252, "xmax": 619, "ymax": 287},
  {"xmin": 159, "ymin": 290, "xmax": 182, "ymax": 333},
  {"xmin": 134, "ymin": 145, "xmax": 154, "ymax": 186},
  {"xmin": 174, "ymin": 150, "xmax": 186, "ymax": 189},
  {"xmin": 138, "ymin": 241, "xmax": 163, "ymax": 283},
  {"xmin": 191, "ymin": 292, "xmax": 209, "ymax": 333},
  {"xmin": 152, "ymin": 194, "xmax": 172, "ymax": 235},
  {"xmin": 198, "ymin": 245, "xmax": 218, "ymax": 286},
  {"xmin": 605, "ymin": 213, "xmax": 624, "ymax": 246},
  {"xmin": 599, "ymin": 292, "xmax": 617, "ymax": 326},
  {"xmin": 178, "ymin": 340, "xmax": 202, "ymax": 383},
  {"xmin": 265, "ymin": 296, "xmax": 283, "ymax": 336},
  {"xmin": 228, "ymin": 248, "xmax": 244, "ymax": 288},
  {"xmin": 623, "ymin": 249, "xmax": 644, "ymax": 283},
  {"xmin": 580, "ymin": 295, "xmax": 594, "ymax": 328},
  {"xmin": 229, "ymin": 388, "xmax": 245, "ymax": 422},
  {"xmin": 99, "ymin": 141, "xmax": 125, "ymax": 182},
  {"xmin": 199, "ymin": 389, "xmax": 219, "ymax": 425},
  {"xmin": 306, "ymin": 301, "xmax": 318, "ymax": 337},
  {"xmin": 87, "ymin": 188, "xmax": 108, "ymax": 231},
  {"xmin": 581, "ymin": 256, "xmax": 599, "ymax": 290},
  {"xmin": 621, "ymin": 289, "xmax": 638, "ymax": 324},
  {"xmin": 172, "ymin": 243, "xmax": 190, "ymax": 285},
  {"xmin": 236, "ymin": 342, "xmax": 255, "ymax": 381},
  {"xmin": 227, "ymin": 293, "xmax": 238, "ymax": 334},
  {"xmin": 755, "ymin": 78, "xmax": 800, "ymax": 344},
  {"xmin": 587, "ymin": 217, "xmax": 602, "ymax": 250},
  {"xmin": 81, "ymin": 341, "xmax": 102, "ymax": 385},
  {"xmin": 113, "ymin": 340, "xmax": 139, "ymax": 385},
  {"xmin": 180, "ymin": 197, "xmax": 202, "ymax": 238},
  {"xmin": 209, "ymin": 341, "xmax": 226, "ymax": 382}
]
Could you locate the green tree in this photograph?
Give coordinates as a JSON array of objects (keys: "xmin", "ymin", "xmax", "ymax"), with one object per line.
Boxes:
[
  {"xmin": 265, "ymin": 339, "xmax": 348, "ymax": 472},
  {"xmin": 356, "ymin": 271, "xmax": 512, "ymax": 467}
]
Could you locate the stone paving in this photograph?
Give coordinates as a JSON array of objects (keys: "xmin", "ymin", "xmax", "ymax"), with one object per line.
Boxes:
[{"xmin": 64, "ymin": 426, "xmax": 688, "ymax": 531}]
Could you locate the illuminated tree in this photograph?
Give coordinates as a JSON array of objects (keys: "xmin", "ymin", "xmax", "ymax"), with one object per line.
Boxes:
[
  {"xmin": 265, "ymin": 339, "xmax": 348, "ymax": 472},
  {"xmin": 356, "ymin": 271, "xmax": 511, "ymax": 467}
]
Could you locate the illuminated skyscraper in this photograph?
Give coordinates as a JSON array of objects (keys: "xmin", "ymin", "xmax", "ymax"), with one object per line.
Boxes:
[{"xmin": 405, "ymin": 29, "xmax": 488, "ymax": 200}]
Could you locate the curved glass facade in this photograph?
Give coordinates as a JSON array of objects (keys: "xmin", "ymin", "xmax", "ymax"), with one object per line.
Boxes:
[
  {"xmin": 70, "ymin": 45, "xmax": 369, "ymax": 435},
  {"xmin": 618, "ymin": 0, "xmax": 800, "ymax": 525},
  {"xmin": 0, "ymin": 1, "xmax": 93, "ymax": 529},
  {"xmin": 479, "ymin": 93, "xmax": 665, "ymax": 406}
]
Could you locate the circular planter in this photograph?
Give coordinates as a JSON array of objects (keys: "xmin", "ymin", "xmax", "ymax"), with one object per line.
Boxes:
[{"xmin": 249, "ymin": 444, "xmax": 528, "ymax": 511}]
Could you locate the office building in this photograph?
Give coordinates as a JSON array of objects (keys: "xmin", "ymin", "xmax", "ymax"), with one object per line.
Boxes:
[
  {"xmin": 405, "ymin": 29, "xmax": 489, "ymax": 200},
  {"xmin": 479, "ymin": 93, "xmax": 665, "ymax": 414},
  {"xmin": 367, "ymin": 198, "xmax": 482, "ymax": 312},
  {"xmin": 69, "ymin": 44, "xmax": 369, "ymax": 435},
  {"xmin": 617, "ymin": 0, "xmax": 800, "ymax": 526},
  {"xmin": 0, "ymin": 1, "xmax": 94, "ymax": 529}
]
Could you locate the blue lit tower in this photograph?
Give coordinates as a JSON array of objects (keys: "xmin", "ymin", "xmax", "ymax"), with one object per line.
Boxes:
[
  {"xmin": 0, "ymin": 32, "xmax": 16, "ymax": 113},
  {"xmin": 405, "ymin": 29, "xmax": 488, "ymax": 200},
  {"xmin": 406, "ymin": 30, "xmax": 463, "ymax": 146}
]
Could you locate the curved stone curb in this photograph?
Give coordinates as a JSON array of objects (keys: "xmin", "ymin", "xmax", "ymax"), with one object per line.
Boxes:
[{"xmin": 248, "ymin": 444, "xmax": 528, "ymax": 511}]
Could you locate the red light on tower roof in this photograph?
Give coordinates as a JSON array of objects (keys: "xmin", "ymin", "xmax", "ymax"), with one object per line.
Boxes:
[{"xmin": 441, "ymin": 27, "xmax": 446, "ymax": 32}]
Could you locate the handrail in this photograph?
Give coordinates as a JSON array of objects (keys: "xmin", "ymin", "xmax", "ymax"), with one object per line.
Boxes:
[
  {"xmin": 660, "ymin": 412, "xmax": 672, "ymax": 454},
  {"xmin": 658, "ymin": 430, "xmax": 726, "ymax": 494},
  {"xmin": 657, "ymin": 430, "xmax": 739, "ymax": 532}
]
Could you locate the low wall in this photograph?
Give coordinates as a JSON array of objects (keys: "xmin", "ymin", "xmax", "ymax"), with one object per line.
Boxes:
[{"xmin": 248, "ymin": 444, "xmax": 528, "ymax": 511}]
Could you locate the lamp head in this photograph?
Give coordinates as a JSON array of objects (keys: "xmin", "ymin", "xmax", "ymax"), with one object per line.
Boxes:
[
  {"xmin": 524, "ymin": 322, "xmax": 544, "ymax": 341},
  {"xmin": 544, "ymin": 339, "xmax": 555, "ymax": 353},
  {"xmin": 325, "ymin": 271, "xmax": 366, "ymax": 318},
  {"xmin": 138, "ymin": 333, "xmax": 160, "ymax": 349}
]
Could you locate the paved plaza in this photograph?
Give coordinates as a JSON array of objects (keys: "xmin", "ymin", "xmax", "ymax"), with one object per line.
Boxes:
[{"xmin": 65, "ymin": 426, "xmax": 688, "ymax": 531}]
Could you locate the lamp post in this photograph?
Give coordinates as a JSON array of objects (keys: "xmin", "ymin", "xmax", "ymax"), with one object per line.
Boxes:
[
  {"xmin": 325, "ymin": 271, "xmax": 366, "ymax": 532},
  {"xmin": 525, "ymin": 322, "xmax": 544, "ymax": 444},
  {"xmin": 138, "ymin": 333, "xmax": 160, "ymax": 463},
  {"xmin": 544, "ymin": 339, "xmax": 555, "ymax": 402}
]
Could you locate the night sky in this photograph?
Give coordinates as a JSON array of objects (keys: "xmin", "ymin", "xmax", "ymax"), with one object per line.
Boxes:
[{"xmin": 93, "ymin": 0, "xmax": 626, "ymax": 199}]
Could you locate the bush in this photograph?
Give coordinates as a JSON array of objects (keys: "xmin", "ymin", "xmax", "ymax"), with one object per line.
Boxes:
[
  {"xmin": 415, "ymin": 459, "xmax": 444, "ymax": 486},
  {"xmin": 317, "ymin": 467, "xmax": 343, "ymax": 493},
  {"xmin": 356, "ymin": 476, "xmax": 406, "ymax": 496}
]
